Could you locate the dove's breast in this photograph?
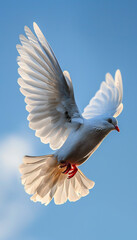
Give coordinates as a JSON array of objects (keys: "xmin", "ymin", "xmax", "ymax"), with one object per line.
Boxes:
[{"xmin": 56, "ymin": 120, "xmax": 109, "ymax": 165}]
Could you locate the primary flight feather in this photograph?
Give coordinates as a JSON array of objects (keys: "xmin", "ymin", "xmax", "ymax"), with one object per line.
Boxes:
[{"xmin": 17, "ymin": 22, "xmax": 123, "ymax": 205}]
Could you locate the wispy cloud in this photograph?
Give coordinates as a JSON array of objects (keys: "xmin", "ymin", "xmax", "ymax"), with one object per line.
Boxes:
[
  {"xmin": 1, "ymin": 134, "xmax": 33, "ymax": 173},
  {"xmin": 0, "ymin": 133, "xmax": 37, "ymax": 240}
]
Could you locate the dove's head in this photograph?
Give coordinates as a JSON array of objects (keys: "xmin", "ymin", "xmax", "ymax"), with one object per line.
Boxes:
[{"xmin": 105, "ymin": 116, "xmax": 120, "ymax": 132}]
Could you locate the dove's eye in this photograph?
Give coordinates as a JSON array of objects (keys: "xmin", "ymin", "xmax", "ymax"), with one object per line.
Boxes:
[{"xmin": 108, "ymin": 118, "xmax": 112, "ymax": 124}]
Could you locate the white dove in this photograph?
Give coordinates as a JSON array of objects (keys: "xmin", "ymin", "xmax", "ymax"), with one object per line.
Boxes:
[{"xmin": 17, "ymin": 23, "xmax": 123, "ymax": 205}]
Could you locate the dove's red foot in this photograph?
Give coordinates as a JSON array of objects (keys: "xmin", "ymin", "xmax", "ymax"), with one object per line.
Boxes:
[
  {"xmin": 68, "ymin": 165, "xmax": 78, "ymax": 179},
  {"xmin": 60, "ymin": 163, "xmax": 78, "ymax": 179}
]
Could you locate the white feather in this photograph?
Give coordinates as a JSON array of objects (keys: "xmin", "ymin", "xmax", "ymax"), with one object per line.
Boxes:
[
  {"xmin": 83, "ymin": 69, "xmax": 123, "ymax": 119},
  {"xmin": 17, "ymin": 23, "xmax": 82, "ymax": 150}
]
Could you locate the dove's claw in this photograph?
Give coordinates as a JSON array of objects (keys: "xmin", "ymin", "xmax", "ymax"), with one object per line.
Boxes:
[
  {"xmin": 68, "ymin": 165, "xmax": 78, "ymax": 179},
  {"xmin": 61, "ymin": 163, "xmax": 78, "ymax": 178},
  {"xmin": 60, "ymin": 163, "xmax": 67, "ymax": 168},
  {"xmin": 62, "ymin": 163, "xmax": 71, "ymax": 174}
]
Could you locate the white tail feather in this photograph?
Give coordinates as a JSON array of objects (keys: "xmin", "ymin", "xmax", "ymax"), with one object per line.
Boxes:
[{"xmin": 19, "ymin": 155, "xmax": 95, "ymax": 205}]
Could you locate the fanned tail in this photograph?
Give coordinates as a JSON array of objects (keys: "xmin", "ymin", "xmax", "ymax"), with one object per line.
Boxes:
[{"xmin": 19, "ymin": 155, "xmax": 95, "ymax": 205}]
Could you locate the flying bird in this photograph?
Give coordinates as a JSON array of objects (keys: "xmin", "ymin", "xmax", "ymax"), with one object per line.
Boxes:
[{"xmin": 17, "ymin": 23, "xmax": 123, "ymax": 205}]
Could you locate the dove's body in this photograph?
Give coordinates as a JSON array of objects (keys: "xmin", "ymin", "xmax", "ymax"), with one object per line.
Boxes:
[
  {"xmin": 17, "ymin": 23, "xmax": 123, "ymax": 205},
  {"xmin": 56, "ymin": 117, "xmax": 110, "ymax": 166}
]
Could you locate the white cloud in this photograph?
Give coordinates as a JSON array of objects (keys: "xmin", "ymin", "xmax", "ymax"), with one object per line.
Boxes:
[
  {"xmin": 0, "ymin": 133, "xmax": 37, "ymax": 240},
  {"xmin": 0, "ymin": 134, "xmax": 34, "ymax": 178},
  {"xmin": 0, "ymin": 199, "xmax": 34, "ymax": 240}
]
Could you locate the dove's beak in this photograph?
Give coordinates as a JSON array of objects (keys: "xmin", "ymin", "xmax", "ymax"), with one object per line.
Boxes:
[{"xmin": 115, "ymin": 126, "xmax": 120, "ymax": 132}]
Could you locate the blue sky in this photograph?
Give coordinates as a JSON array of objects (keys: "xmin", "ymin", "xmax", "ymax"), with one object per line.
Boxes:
[{"xmin": 1, "ymin": 0, "xmax": 137, "ymax": 239}]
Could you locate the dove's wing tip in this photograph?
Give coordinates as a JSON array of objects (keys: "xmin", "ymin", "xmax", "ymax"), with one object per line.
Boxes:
[
  {"xmin": 33, "ymin": 22, "xmax": 37, "ymax": 28},
  {"xmin": 105, "ymin": 69, "xmax": 121, "ymax": 79},
  {"xmin": 33, "ymin": 22, "xmax": 39, "ymax": 31},
  {"xmin": 115, "ymin": 69, "xmax": 122, "ymax": 83},
  {"xmin": 117, "ymin": 68, "xmax": 121, "ymax": 73},
  {"xmin": 115, "ymin": 69, "xmax": 122, "ymax": 77}
]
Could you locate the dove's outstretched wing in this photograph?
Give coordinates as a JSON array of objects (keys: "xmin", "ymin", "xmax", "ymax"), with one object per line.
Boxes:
[
  {"xmin": 82, "ymin": 70, "xmax": 123, "ymax": 119},
  {"xmin": 17, "ymin": 23, "xmax": 82, "ymax": 150}
]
